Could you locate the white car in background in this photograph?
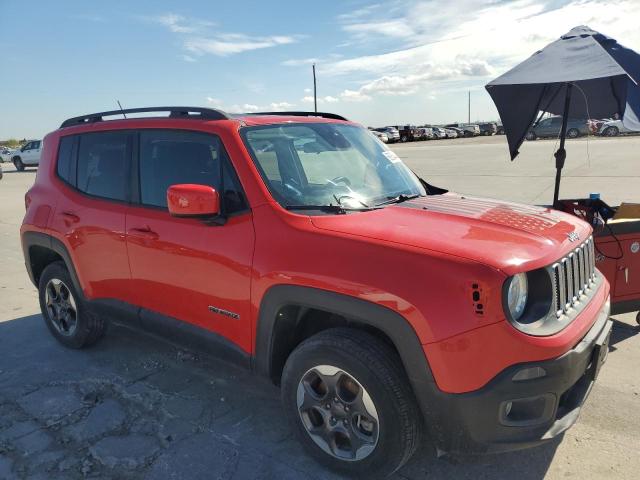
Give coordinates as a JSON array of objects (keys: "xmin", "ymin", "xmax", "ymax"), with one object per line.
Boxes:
[
  {"xmin": 443, "ymin": 128, "xmax": 458, "ymax": 138},
  {"xmin": 598, "ymin": 119, "xmax": 639, "ymax": 136},
  {"xmin": 371, "ymin": 130, "xmax": 389, "ymax": 143},
  {"xmin": 11, "ymin": 140, "xmax": 42, "ymax": 171},
  {"xmin": 0, "ymin": 147, "xmax": 15, "ymax": 163}
]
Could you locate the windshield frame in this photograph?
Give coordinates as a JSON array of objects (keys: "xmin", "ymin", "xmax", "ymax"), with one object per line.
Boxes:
[{"xmin": 239, "ymin": 122, "xmax": 426, "ymax": 213}]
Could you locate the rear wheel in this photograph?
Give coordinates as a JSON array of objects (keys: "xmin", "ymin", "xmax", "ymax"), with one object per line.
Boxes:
[
  {"xmin": 281, "ymin": 328, "xmax": 421, "ymax": 477},
  {"xmin": 400, "ymin": 135, "xmax": 408, "ymax": 142},
  {"xmin": 567, "ymin": 128, "xmax": 580, "ymax": 139},
  {"xmin": 38, "ymin": 261, "xmax": 105, "ymax": 348},
  {"xmin": 13, "ymin": 157, "xmax": 25, "ymax": 171},
  {"xmin": 526, "ymin": 131, "xmax": 537, "ymax": 141}
]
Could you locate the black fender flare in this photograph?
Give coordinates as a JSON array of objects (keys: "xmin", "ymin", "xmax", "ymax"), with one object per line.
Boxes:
[
  {"xmin": 21, "ymin": 231, "xmax": 83, "ymax": 295},
  {"xmin": 253, "ymin": 285, "xmax": 439, "ymax": 418}
]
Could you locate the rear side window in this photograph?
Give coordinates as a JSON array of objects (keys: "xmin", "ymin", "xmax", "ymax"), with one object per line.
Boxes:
[
  {"xmin": 138, "ymin": 130, "xmax": 247, "ymax": 213},
  {"xmin": 56, "ymin": 136, "xmax": 74, "ymax": 184},
  {"xmin": 77, "ymin": 132, "xmax": 130, "ymax": 201}
]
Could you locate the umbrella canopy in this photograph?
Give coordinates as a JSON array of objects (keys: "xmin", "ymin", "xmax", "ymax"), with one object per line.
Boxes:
[{"xmin": 486, "ymin": 26, "xmax": 640, "ymax": 161}]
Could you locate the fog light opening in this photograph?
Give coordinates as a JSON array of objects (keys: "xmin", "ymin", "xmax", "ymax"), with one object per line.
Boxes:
[{"xmin": 499, "ymin": 393, "xmax": 556, "ymax": 427}]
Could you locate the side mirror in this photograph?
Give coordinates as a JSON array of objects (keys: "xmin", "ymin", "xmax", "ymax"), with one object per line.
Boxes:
[{"xmin": 167, "ymin": 184, "xmax": 220, "ymax": 218}]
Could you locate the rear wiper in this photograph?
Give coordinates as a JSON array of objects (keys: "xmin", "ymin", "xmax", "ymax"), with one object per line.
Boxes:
[
  {"xmin": 285, "ymin": 204, "xmax": 375, "ymax": 214},
  {"xmin": 375, "ymin": 193, "xmax": 421, "ymax": 207}
]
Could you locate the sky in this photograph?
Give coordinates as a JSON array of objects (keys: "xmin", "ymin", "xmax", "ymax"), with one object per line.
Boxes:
[{"xmin": 2, "ymin": 0, "xmax": 640, "ymax": 139}]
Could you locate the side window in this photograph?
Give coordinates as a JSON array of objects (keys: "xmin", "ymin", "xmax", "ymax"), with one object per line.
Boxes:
[
  {"xmin": 22, "ymin": 142, "xmax": 32, "ymax": 151},
  {"xmin": 56, "ymin": 136, "xmax": 74, "ymax": 184},
  {"xmin": 33, "ymin": 141, "xmax": 41, "ymax": 149},
  {"xmin": 138, "ymin": 130, "xmax": 247, "ymax": 214},
  {"xmin": 77, "ymin": 132, "xmax": 130, "ymax": 201}
]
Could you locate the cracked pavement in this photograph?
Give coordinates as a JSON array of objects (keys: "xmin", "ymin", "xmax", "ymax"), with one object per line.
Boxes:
[{"xmin": 1, "ymin": 138, "xmax": 639, "ymax": 479}]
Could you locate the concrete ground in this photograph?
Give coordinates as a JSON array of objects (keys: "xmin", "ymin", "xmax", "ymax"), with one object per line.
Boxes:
[{"xmin": 0, "ymin": 135, "xmax": 638, "ymax": 479}]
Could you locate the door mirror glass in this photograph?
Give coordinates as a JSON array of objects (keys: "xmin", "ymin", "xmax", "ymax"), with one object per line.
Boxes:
[{"xmin": 167, "ymin": 184, "xmax": 220, "ymax": 217}]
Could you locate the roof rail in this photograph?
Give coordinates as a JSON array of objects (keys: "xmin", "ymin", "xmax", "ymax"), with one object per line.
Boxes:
[
  {"xmin": 250, "ymin": 111, "xmax": 348, "ymax": 121},
  {"xmin": 60, "ymin": 106, "xmax": 230, "ymax": 128}
]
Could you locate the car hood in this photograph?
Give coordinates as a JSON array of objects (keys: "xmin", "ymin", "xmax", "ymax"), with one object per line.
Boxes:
[{"xmin": 310, "ymin": 193, "xmax": 592, "ymax": 274}]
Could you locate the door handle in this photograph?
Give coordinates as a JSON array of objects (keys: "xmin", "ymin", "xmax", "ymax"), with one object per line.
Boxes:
[
  {"xmin": 128, "ymin": 226, "xmax": 159, "ymax": 240},
  {"xmin": 60, "ymin": 211, "xmax": 80, "ymax": 223}
]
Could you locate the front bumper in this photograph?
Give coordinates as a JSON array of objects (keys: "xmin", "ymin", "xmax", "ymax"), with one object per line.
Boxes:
[{"xmin": 426, "ymin": 298, "xmax": 612, "ymax": 454}]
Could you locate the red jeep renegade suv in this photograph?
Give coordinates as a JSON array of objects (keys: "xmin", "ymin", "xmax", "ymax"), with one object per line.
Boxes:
[{"xmin": 21, "ymin": 107, "xmax": 612, "ymax": 476}]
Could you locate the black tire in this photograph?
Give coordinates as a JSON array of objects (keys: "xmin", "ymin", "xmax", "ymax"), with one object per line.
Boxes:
[
  {"xmin": 604, "ymin": 126, "xmax": 619, "ymax": 137},
  {"xmin": 13, "ymin": 157, "xmax": 25, "ymax": 171},
  {"xmin": 281, "ymin": 328, "xmax": 422, "ymax": 477},
  {"xmin": 38, "ymin": 261, "xmax": 105, "ymax": 348},
  {"xmin": 567, "ymin": 128, "xmax": 580, "ymax": 139},
  {"xmin": 400, "ymin": 135, "xmax": 408, "ymax": 142},
  {"xmin": 636, "ymin": 311, "xmax": 640, "ymax": 326},
  {"xmin": 525, "ymin": 131, "xmax": 536, "ymax": 141}
]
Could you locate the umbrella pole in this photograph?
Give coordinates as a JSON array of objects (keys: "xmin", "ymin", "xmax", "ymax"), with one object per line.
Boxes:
[{"xmin": 553, "ymin": 82, "xmax": 573, "ymax": 206}]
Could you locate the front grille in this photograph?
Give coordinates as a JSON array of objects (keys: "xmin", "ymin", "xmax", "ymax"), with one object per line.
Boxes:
[{"xmin": 551, "ymin": 236, "xmax": 596, "ymax": 318}]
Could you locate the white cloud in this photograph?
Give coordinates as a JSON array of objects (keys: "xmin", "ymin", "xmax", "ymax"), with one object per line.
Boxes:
[
  {"xmin": 206, "ymin": 98, "xmax": 296, "ymax": 112},
  {"xmin": 182, "ymin": 54, "xmax": 197, "ymax": 62},
  {"xmin": 269, "ymin": 102, "xmax": 295, "ymax": 110},
  {"xmin": 303, "ymin": 88, "xmax": 312, "ymax": 93},
  {"xmin": 147, "ymin": 13, "xmax": 300, "ymax": 57},
  {"xmin": 185, "ymin": 34, "xmax": 297, "ymax": 57},
  {"xmin": 301, "ymin": 95, "xmax": 339, "ymax": 104},
  {"xmin": 325, "ymin": 0, "xmax": 640, "ymax": 107}
]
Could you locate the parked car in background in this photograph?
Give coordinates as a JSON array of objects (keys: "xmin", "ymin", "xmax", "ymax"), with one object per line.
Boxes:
[
  {"xmin": 0, "ymin": 162, "xmax": 3, "ymax": 180},
  {"xmin": 431, "ymin": 127, "xmax": 447, "ymax": 139},
  {"xmin": 445, "ymin": 123, "xmax": 480, "ymax": 137},
  {"xmin": 374, "ymin": 127, "xmax": 400, "ymax": 143},
  {"xmin": 370, "ymin": 130, "xmax": 389, "ymax": 143},
  {"xmin": 496, "ymin": 123, "xmax": 505, "ymax": 134},
  {"xmin": 11, "ymin": 140, "xmax": 42, "ymax": 171},
  {"xmin": 0, "ymin": 147, "xmax": 16, "ymax": 163},
  {"xmin": 415, "ymin": 127, "xmax": 434, "ymax": 140},
  {"xmin": 443, "ymin": 128, "xmax": 458, "ymax": 138},
  {"xmin": 598, "ymin": 118, "xmax": 639, "ymax": 136},
  {"xmin": 394, "ymin": 125, "xmax": 420, "ymax": 142},
  {"xmin": 479, "ymin": 122, "xmax": 497, "ymax": 136},
  {"xmin": 526, "ymin": 117, "xmax": 589, "ymax": 140},
  {"xmin": 447, "ymin": 127, "xmax": 466, "ymax": 138}
]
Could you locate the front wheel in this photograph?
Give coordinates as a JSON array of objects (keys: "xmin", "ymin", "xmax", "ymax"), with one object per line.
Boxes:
[
  {"xmin": 525, "ymin": 131, "xmax": 537, "ymax": 141},
  {"xmin": 13, "ymin": 157, "xmax": 25, "ymax": 171},
  {"xmin": 281, "ymin": 328, "xmax": 421, "ymax": 477}
]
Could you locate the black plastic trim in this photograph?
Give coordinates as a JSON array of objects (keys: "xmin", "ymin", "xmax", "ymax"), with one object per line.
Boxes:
[
  {"xmin": 60, "ymin": 106, "xmax": 229, "ymax": 128},
  {"xmin": 22, "ymin": 231, "xmax": 83, "ymax": 294},
  {"xmin": 247, "ymin": 111, "xmax": 348, "ymax": 121},
  {"xmin": 91, "ymin": 299, "xmax": 251, "ymax": 369}
]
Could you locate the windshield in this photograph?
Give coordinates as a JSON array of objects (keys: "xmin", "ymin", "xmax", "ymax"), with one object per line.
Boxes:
[{"xmin": 242, "ymin": 123, "xmax": 425, "ymax": 209}]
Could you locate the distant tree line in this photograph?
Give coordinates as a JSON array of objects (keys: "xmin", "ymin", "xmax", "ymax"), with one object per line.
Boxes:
[{"xmin": 0, "ymin": 139, "xmax": 27, "ymax": 148}]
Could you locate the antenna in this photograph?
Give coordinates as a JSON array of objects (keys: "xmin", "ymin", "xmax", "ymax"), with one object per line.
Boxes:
[
  {"xmin": 312, "ymin": 64, "xmax": 317, "ymax": 113},
  {"xmin": 116, "ymin": 100, "xmax": 127, "ymax": 119}
]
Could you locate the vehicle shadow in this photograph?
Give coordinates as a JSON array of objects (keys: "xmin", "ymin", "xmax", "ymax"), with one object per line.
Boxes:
[
  {"xmin": 0, "ymin": 314, "xmax": 559, "ymax": 479},
  {"xmin": 608, "ymin": 316, "xmax": 639, "ymax": 351}
]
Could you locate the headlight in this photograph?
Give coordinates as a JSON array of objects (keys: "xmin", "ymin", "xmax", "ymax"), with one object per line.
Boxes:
[{"xmin": 505, "ymin": 273, "xmax": 528, "ymax": 321}]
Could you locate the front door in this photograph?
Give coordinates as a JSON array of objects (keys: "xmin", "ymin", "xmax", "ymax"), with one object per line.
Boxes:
[{"xmin": 125, "ymin": 129, "xmax": 254, "ymax": 353}]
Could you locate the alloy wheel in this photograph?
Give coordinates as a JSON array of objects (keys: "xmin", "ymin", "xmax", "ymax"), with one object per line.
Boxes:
[
  {"xmin": 297, "ymin": 365, "xmax": 379, "ymax": 461},
  {"xmin": 45, "ymin": 278, "xmax": 78, "ymax": 336}
]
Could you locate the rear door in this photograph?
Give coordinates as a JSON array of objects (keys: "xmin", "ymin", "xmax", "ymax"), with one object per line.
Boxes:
[
  {"xmin": 125, "ymin": 129, "xmax": 255, "ymax": 353},
  {"xmin": 49, "ymin": 132, "xmax": 133, "ymax": 302}
]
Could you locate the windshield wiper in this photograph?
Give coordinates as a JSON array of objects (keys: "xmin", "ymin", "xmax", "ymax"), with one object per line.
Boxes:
[
  {"xmin": 375, "ymin": 193, "xmax": 422, "ymax": 207},
  {"xmin": 285, "ymin": 204, "xmax": 375, "ymax": 214}
]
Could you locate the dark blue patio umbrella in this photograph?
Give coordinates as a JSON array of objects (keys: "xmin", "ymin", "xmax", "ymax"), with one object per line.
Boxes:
[{"xmin": 486, "ymin": 26, "xmax": 640, "ymax": 205}]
